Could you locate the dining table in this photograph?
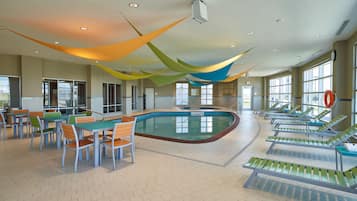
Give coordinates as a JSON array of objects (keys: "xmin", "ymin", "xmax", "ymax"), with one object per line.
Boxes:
[{"xmin": 75, "ymin": 120, "xmax": 121, "ymax": 167}]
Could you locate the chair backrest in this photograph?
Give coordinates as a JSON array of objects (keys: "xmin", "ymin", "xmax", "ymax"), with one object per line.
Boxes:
[
  {"xmin": 61, "ymin": 123, "xmax": 78, "ymax": 142},
  {"xmin": 13, "ymin": 109, "xmax": 29, "ymax": 115},
  {"xmin": 68, "ymin": 114, "xmax": 86, "ymax": 124},
  {"xmin": 75, "ymin": 116, "xmax": 96, "ymax": 124},
  {"xmin": 46, "ymin": 109, "xmax": 57, "ymax": 112},
  {"xmin": 317, "ymin": 115, "xmax": 347, "ymax": 132},
  {"xmin": 44, "ymin": 112, "xmax": 61, "ymax": 119},
  {"xmin": 288, "ymin": 105, "xmax": 300, "ymax": 114},
  {"xmin": 30, "ymin": 116, "xmax": 42, "ymax": 129},
  {"xmin": 269, "ymin": 102, "xmax": 279, "ymax": 110},
  {"xmin": 112, "ymin": 119, "xmax": 136, "ymax": 140},
  {"xmin": 327, "ymin": 124, "xmax": 357, "ymax": 145},
  {"xmin": 29, "ymin": 111, "xmax": 44, "ymax": 118},
  {"xmin": 0, "ymin": 112, "xmax": 5, "ymax": 124},
  {"xmin": 300, "ymin": 107, "xmax": 313, "ymax": 116},
  {"xmin": 314, "ymin": 110, "xmax": 330, "ymax": 120},
  {"xmin": 278, "ymin": 104, "xmax": 289, "ymax": 112},
  {"xmin": 121, "ymin": 116, "xmax": 135, "ymax": 122}
]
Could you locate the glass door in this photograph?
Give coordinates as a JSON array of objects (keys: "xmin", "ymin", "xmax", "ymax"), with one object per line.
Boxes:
[{"xmin": 242, "ymin": 86, "xmax": 253, "ymax": 110}]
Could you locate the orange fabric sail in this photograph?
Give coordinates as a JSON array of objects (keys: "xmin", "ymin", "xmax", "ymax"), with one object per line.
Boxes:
[
  {"xmin": 6, "ymin": 17, "xmax": 186, "ymax": 61},
  {"xmin": 221, "ymin": 68, "xmax": 253, "ymax": 83}
]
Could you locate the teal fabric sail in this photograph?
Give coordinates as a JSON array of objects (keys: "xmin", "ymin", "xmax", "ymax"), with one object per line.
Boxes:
[{"xmin": 190, "ymin": 63, "xmax": 232, "ymax": 81}]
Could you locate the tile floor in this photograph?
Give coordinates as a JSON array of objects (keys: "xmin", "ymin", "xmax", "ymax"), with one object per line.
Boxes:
[{"xmin": 0, "ymin": 111, "xmax": 356, "ymax": 201}]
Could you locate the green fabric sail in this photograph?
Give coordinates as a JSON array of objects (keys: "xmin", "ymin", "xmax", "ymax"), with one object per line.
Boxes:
[
  {"xmin": 124, "ymin": 17, "xmax": 250, "ymax": 73},
  {"xmin": 96, "ymin": 64, "xmax": 166, "ymax": 80},
  {"xmin": 149, "ymin": 73, "xmax": 187, "ymax": 86}
]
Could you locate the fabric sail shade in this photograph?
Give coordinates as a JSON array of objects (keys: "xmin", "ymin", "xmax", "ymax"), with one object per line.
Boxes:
[
  {"xmin": 5, "ymin": 17, "xmax": 186, "ymax": 61},
  {"xmin": 95, "ymin": 64, "xmax": 166, "ymax": 80},
  {"xmin": 191, "ymin": 63, "xmax": 232, "ymax": 81},
  {"xmin": 221, "ymin": 68, "xmax": 253, "ymax": 82},
  {"xmin": 149, "ymin": 73, "xmax": 187, "ymax": 86},
  {"xmin": 124, "ymin": 17, "xmax": 251, "ymax": 73}
]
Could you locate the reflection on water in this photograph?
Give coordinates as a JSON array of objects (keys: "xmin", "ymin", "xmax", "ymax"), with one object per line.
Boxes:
[{"xmin": 135, "ymin": 115, "xmax": 233, "ymax": 141}]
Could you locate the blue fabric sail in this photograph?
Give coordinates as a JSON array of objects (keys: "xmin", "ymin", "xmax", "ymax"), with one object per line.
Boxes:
[{"xmin": 190, "ymin": 63, "xmax": 232, "ymax": 81}]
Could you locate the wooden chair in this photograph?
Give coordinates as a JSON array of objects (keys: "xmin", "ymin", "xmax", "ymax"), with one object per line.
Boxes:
[
  {"xmin": 13, "ymin": 109, "xmax": 31, "ymax": 138},
  {"xmin": 61, "ymin": 124, "xmax": 94, "ymax": 172},
  {"xmin": 29, "ymin": 111, "xmax": 44, "ymax": 118},
  {"xmin": 100, "ymin": 118, "xmax": 136, "ymax": 169},
  {"xmin": 104, "ymin": 116, "xmax": 136, "ymax": 139},
  {"xmin": 75, "ymin": 116, "xmax": 96, "ymax": 140},
  {"xmin": 0, "ymin": 112, "xmax": 6, "ymax": 140},
  {"xmin": 29, "ymin": 116, "xmax": 55, "ymax": 151}
]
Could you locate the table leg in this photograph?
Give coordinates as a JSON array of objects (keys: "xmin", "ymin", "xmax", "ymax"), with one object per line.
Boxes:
[
  {"xmin": 19, "ymin": 118, "xmax": 23, "ymax": 139},
  {"xmin": 335, "ymin": 149, "xmax": 338, "ymax": 170},
  {"xmin": 93, "ymin": 131, "xmax": 99, "ymax": 167},
  {"xmin": 56, "ymin": 121, "xmax": 61, "ymax": 149},
  {"xmin": 13, "ymin": 116, "xmax": 17, "ymax": 138},
  {"xmin": 340, "ymin": 154, "xmax": 343, "ymax": 171}
]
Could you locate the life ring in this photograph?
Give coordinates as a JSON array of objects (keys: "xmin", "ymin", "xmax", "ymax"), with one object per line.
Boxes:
[{"xmin": 323, "ymin": 90, "xmax": 335, "ymax": 108}]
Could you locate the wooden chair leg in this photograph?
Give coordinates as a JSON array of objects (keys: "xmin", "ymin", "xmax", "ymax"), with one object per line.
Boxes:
[{"xmin": 62, "ymin": 145, "xmax": 66, "ymax": 168}]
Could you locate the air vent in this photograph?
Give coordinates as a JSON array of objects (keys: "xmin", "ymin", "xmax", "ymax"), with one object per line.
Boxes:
[{"xmin": 336, "ymin": 20, "xmax": 350, "ymax": 36}]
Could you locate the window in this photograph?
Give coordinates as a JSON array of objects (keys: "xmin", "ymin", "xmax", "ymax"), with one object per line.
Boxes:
[
  {"xmin": 176, "ymin": 83, "xmax": 188, "ymax": 105},
  {"xmin": 43, "ymin": 79, "xmax": 86, "ymax": 114},
  {"xmin": 269, "ymin": 75, "xmax": 292, "ymax": 107},
  {"xmin": 0, "ymin": 77, "xmax": 10, "ymax": 109},
  {"xmin": 103, "ymin": 83, "xmax": 121, "ymax": 113},
  {"xmin": 201, "ymin": 84, "xmax": 213, "ymax": 105},
  {"xmin": 303, "ymin": 61, "xmax": 332, "ymax": 120},
  {"xmin": 200, "ymin": 116, "xmax": 213, "ymax": 133},
  {"xmin": 131, "ymin": 85, "xmax": 137, "ymax": 110},
  {"xmin": 353, "ymin": 44, "xmax": 357, "ymax": 123},
  {"xmin": 0, "ymin": 76, "xmax": 20, "ymax": 109},
  {"xmin": 176, "ymin": 116, "xmax": 188, "ymax": 133}
]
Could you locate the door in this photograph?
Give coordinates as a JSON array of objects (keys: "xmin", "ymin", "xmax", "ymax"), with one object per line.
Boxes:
[
  {"xmin": 145, "ymin": 88, "xmax": 155, "ymax": 110},
  {"xmin": 242, "ymin": 86, "xmax": 252, "ymax": 110}
]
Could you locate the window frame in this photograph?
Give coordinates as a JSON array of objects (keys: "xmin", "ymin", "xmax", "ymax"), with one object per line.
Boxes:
[
  {"xmin": 176, "ymin": 83, "xmax": 189, "ymax": 105},
  {"xmin": 103, "ymin": 82, "xmax": 122, "ymax": 114},
  {"xmin": 302, "ymin": 60, "xmax": 332, "ymax": 120},
  {"xmin": 268, "ymin": 75, "xmax": 292, "ymax": 107},
  {"xmin": 201, "ymin": 84, "xmax": 213, "ymax": 105},
  {"xmin": 352, "ymin": 43, "xmax": 357, "ymax": 124}
]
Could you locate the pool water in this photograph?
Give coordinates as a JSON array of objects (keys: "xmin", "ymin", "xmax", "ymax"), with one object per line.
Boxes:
[{"xmin": 134, "ymin": 112, "xmax": 238, "ymax": 143}]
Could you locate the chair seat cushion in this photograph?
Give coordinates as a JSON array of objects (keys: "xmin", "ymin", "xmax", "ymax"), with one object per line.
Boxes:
[{"xmin": 67, "ymin": 139, "xmax": 93, "ymax": 148}]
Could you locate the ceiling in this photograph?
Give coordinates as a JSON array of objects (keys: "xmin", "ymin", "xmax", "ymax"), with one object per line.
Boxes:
[{"xmin": 0, "ymin": 0, "xmax": 356, "ymax": 77}]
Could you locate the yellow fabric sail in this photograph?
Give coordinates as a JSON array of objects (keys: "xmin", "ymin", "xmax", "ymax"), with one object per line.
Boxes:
[
  {"xmin": 177, "ymin": 48, "xmax": 251, "ymax": 71},
  {"xmin": 5, "ymin": 17, "xmax": 186, "ymax": 61},
  {"xmin": 96, "ymin": 64, "xmax": 166, "ymax": 80},
  {"xmin": 125, "ymin": 17, "xmax": 251, "ymax": 73},
  {"xmin": 221, "ymin": 68, "xmax": 252, "ymax": 83}
]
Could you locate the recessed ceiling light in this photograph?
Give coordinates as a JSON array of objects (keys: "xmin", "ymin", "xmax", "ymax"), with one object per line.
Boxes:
[
  {"xmin": 128, "ymin": 2, "xmax": 139, "ymax": 8},
  {"xmin": 95, "ymin": 60, "xmax": 99, "ymax": 63},
  {"xmin": 275, "ymin": 18, "xmax": 284, "ymax": 23},
  {"xmin": 80, "ymin": 27, "xmax": 88, "ymax": 31},
  {"xmin": 297, "ymin": 56, "xmax": 301, "ymax": 59},
  {"xmin": 34, "ymin": 50, "xmax": 39, "ymax": 54},
  {"xmin": 230, "ymin": 44, "xmax": 236, "ymax": 48},
  {"xmin": 247, "ymin": 32, "xmax": 254, "ymax": 36},
  {"xmin": 54, "ymin": 41, "xmax": 60, "ymax": 45}
]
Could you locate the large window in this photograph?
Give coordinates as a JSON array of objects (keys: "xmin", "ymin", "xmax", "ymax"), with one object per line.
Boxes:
[
  {"xmin": 268, "ymin": 75, "xmax": 292, "ymax": 107},
  {"xmin": 176, "ymin": 83, "xmax": 188, "ymax": 105},
  {"xmin": 0, "ymin": 76, "xmax": 20, "ymax": 109},
  {"xmin": 303, "ymin": 61, "xmax": 332, "ymax": 119},
  {"xmin": 103, "ymin": 83, "xmax": 121, "ymax": 113},
  {"xmin": 353, "ymin": 45, "xmax": 357, "ymax": 123},
  {"xmin": 43, "ymin": 79, "xmax": 86, "ymax": 114},
  {"xmin": 201, "ymin": 84, "xmax": 213, "ymax": 105},
  {"xmin": 0, "ymin": 77, "xmax": 10, "ymax": 109}
]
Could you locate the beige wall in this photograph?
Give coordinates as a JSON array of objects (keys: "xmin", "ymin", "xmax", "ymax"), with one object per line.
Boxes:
[
  {"xmin": 43, "ymin": 60, "xmax": 88, "ymax": 81},
  {"xmin": 0, "ymin": 55, "xmax": 21, "ymax": 76}
]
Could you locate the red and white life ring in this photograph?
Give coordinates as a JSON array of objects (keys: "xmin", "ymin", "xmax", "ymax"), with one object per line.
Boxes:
[{"xmin": 323, "ymin": 90, "xmax": 335, "ymax": 108}]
